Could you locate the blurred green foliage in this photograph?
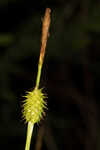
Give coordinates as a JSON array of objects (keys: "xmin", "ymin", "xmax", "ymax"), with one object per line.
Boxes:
[{"xmin": 0, "ymin": 34, "xmax": 14, "ymax": 46}]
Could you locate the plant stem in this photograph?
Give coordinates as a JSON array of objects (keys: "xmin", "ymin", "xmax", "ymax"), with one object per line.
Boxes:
[
  {"xmin": 36, "ymin": 62, "xmax": 42, "ymax": 89},
  {"xmin": 25, "ymin": 122, "xmax": 34, "ymax": 150},
  {"xmin": 24, "ymin": 8, "xmax": 51, "ymax": 150},
  {"xmin": 35, "ymin": 8, "xmax": 51, "ymax": 89}
]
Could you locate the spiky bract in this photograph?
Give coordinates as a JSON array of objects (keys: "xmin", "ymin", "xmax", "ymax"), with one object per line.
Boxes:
[{"xmin": 22, "ymin": 88, "xmax": 47, "ymax": 124}]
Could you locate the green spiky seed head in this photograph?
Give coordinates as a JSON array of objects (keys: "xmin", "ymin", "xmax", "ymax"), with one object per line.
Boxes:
[{"xmin": 22, "ymin": 88, "xmax": 47, "ymax": 124}]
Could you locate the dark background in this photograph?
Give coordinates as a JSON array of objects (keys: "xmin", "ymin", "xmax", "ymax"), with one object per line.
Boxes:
[{"xmin": 0, "ymin": 0, "xmax": 100, "ymax": 150}]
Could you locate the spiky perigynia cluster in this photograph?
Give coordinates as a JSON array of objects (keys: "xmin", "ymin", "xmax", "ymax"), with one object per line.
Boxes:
[{"xmin": 22, "ymin": 88, "xmax": 47, "ymax": 124}]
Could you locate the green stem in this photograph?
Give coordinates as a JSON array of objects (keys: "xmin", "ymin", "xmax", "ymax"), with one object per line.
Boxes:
[
  {"xmin": 35, "ymin": 62, "xmax": 42, "ymax": 89},
  {"xmin": 25, "ymin": 122, "xmax": 34, "ymax": 150}
]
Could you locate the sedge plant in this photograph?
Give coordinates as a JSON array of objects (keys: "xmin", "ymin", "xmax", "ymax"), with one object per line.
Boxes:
[{"xmin": 22, "ymin": 8, "xmax": 51, "ymax": 150}]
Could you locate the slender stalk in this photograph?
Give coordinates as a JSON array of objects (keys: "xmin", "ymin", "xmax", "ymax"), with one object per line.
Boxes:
[
  {"xmin": 36, "ymin": 8, "xmax": 51, "ymax": 89},
  {"xmin": 36, "ymin": 63, "xmax": 42, "ymax": 89},
  {"xmin": 25, "ymin": 122, "xmax": 34, "ymax": 150}
]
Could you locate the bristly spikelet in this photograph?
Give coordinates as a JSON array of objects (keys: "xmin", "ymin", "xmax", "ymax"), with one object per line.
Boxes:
[{"xmin": 22, "ymin": 88, "xmax": 47, "ymax": 124}]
